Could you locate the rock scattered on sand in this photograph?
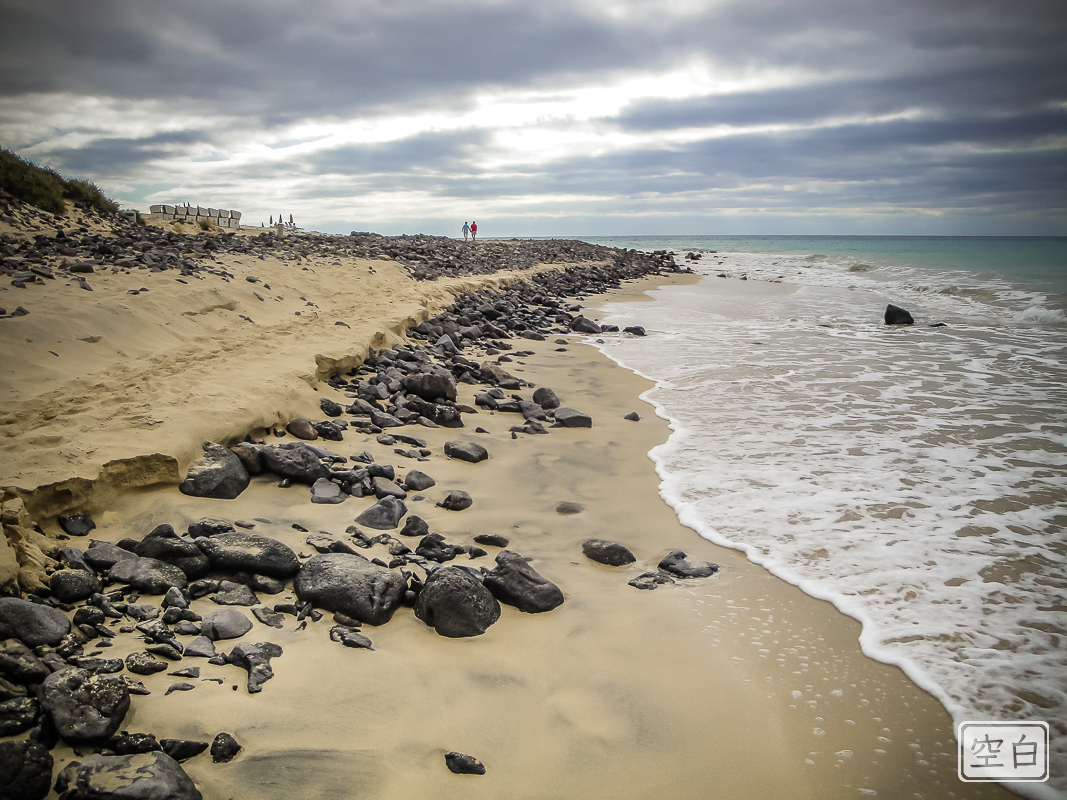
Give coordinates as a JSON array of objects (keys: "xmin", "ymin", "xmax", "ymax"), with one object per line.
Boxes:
[
  {"xmin": 353, "ymin": 496, "xmax": 408, "ymax": 530},
  {"xmin": 414, "ymin": 566, "xmax": 500, "ymax": 638},
  {"xmin": 553, "ymin": 408, "xmax": 592, "ymax": 428},
  {"xmin": 582, "ymin": 539, "xmax": 636, "ymax": 566},
  {"xmin": 444, "ymin": 751, "xmax": 486, "ymax": 775},
  {"xmin": 482, "ymin": 550, "xmax": 564, "ymax": 613},
  {"xmin": 438, "ymin": 490, "xmax": 473, "ymax": 511},
  {"xmin": 210, "ymin": 732, "xmax": 241, "ymax": 763},
  {"xmin": 443, "ymin": 441, "xmax": 489, "ymax": 463},
  {"xmin": 295, "ymin": 553, "xmax": 407, "ymax": 626}
]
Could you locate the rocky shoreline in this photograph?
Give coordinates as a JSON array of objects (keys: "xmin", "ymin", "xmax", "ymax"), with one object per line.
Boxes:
[{"xmin": 0, "ymin": 205, "xmax": 730, "ymax": 799}]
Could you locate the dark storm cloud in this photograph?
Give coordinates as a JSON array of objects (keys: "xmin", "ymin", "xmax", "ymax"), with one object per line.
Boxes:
[
  {"xmin": 0, "ymin": 0, "xmax": 671, "ymax": 122},
  {"xmin": 302, "ymin": 129, "xmax": 491, "ymax": 176},
  {"xmin": 43, "ymin": 130, "xmax": 212, "ymax": 176}
]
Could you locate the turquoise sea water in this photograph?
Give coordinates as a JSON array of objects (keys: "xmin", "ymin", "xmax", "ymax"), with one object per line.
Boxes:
[
  {"xmin": 577, "ymin": 235, "xmax": 1067, "ymax": 298},
  {"xmin": 578, "ymin": 235, "xmax": 1067, "ymax": 800}
]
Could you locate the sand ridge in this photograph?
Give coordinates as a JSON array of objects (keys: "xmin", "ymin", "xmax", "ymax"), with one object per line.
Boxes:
[{"xmin": 0, "ymin": 234, "xmax": 585, "ymax": 519}]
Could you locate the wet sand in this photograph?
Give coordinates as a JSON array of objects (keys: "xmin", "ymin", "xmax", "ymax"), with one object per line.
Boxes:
[{"xmin": 35, "ymin": 275, "xmax": 1016, "ymax": 799}]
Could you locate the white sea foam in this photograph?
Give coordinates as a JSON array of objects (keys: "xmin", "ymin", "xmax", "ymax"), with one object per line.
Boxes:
[{"xmin": 596, "ymin": 255, "xmax": 1067, "ymax": 800}]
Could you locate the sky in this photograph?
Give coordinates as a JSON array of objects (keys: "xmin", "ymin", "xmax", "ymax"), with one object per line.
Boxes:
[{"xmin": 1, "ymin": 0, "xmax": 1064, "ymax": 237}]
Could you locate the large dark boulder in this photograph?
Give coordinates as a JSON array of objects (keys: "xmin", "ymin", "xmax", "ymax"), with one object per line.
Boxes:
[
  {"xmin": 532, "ymin": 387, "xmax": 560, "ymax": 409},
  {"xmin": 658, "ymin": 550, "xmax": 719, "ymax": 578},
  {"xmin": 444, "ymin": 441, "xmax": 489, "ymax": 463},
  {"xmin": 195, "ymin": 532, "xmax": 300, "ymax": 578},
  {"xmin": 0, "ymin": 740, "xmax": 53, "ymax": 800},
  {"xmin": 66, "ymin": 751, "xmax": 202, "ymax": 800},
  {"xmin": 38, "ymin": 668, "xmax": 130, "ymax": 743},
  {"xmin": 482, "ymin": 551, "xmax": 564, "ymax": 613},
  {"xmin": 133, "ymin": 524, "xmax": 210, "ymax": 579},
  {"xmin": 179, "ymin": 441, "xmax": 250, "ymax": 499},
  {"xmin": 0, "ymin": 598, "xmax": 71, "ymax": 647},
  {"xmin": 581, "ymin": 539, "xmax": 636, "ymax": 566},
  {"xmin": 295, "ymin": 553, "xmax": 406, "ymax": 626},
  {"xmin": 570, "ymin": 316, "xmax": 602, "ymax": 334},
  {"xmin": 884, "ymin": 303, "xmax": 914, "ymax": 325},
  {"xmin": 401, "ymin": 371, "xmax": 458, "ymax": 402},
  {"xmin": 108, "ymin": 555, "xmax": 188, "ymax": 594},
  {"xmin": 353, "ymin": 496, "xmax": 407, "ymax": 530},
  {"xmin": 258, "ymin": 442, "xmax": 330, "ymax": 484},
  {"xmin": 414, "ymin": 566, "xmax": 500, "ymax": 638},
  {"xmin": 49, "ymin": 568, "xmax": 102, "ymax": 603}
]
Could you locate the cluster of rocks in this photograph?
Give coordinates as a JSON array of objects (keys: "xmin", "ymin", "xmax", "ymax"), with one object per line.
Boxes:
[{"xmin": 0, "ymin": 593, "xmax": 243, "ymax": 800}]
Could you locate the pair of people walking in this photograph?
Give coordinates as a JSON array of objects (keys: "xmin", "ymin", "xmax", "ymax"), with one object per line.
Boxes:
[{"xmin": 462, "ymin": 221, "xmax": 478, "ymax": 242}]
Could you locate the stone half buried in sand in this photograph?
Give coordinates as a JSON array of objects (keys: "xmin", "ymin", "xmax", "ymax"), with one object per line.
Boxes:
[
  {"xmin": 353, "ymin": 496, "xmax": 407, "ymax": 530},
  {"xmin": 38, "ymin": 668, "xmax": 131, "ymax": 743},
  {"xmin": 553, "ymin": 408, "xmax": 592, "ymax": 428},
  {"xmin": 295, "ymin": 552, "xmax": 406, "ymax": 626},
  {"xmin": 179, "ymin": 441, "xmax": 250, "ymax": 500},
  {"xmin": 482, "ymin": 550, "xmax": 565, "ymax": 613},
  {"xmin": 443, "ymin": 441, "xmax": 489, "ymax": 463},
  {"xmin": 63, "ymin": 751, "xmax": 202, "ymax": 800},
  {"xmin": 582, "ymin": 539, "xmax": 637, "ymax": 567},
  {"xmin": 194, "ymin": 532, "xmax": 300, "ymax": 578},
  {"xmin": 414, "ymin": 565, "xmax": 500, "ymax": 638}
]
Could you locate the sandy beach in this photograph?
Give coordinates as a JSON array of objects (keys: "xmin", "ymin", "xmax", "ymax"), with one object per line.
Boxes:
[{"xmin": 0, "ymin": 209, "xmax": 1021, "ymax": 798}]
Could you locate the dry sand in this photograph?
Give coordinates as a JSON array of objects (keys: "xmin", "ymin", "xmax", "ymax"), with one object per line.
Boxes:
[{"xmin": 0, "ymin": 228, "xmax": 1019, "ymax": 798}]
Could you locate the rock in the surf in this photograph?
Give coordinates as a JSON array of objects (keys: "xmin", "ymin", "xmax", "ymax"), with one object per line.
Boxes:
[
  {"xmin": 657, "ymin": 550, "xmax": 719, "ymax": 578},
  {"xmin": 884, "ymin": 304, "xmax": 914, "ymax": 325}
]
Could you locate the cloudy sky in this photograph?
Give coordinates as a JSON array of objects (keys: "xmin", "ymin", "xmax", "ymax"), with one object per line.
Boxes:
[{"xmin": 1, "ymin": 0, "xmax": 1064, "ymax": 236}]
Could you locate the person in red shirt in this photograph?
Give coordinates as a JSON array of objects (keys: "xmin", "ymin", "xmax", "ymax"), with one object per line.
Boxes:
[{"xmin": 470, "ymin": 221, "xmax": 478, "ymax": 242}]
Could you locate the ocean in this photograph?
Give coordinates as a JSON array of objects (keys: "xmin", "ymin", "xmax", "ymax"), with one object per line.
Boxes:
[{"xmin": 580, "ymin": 235, "xmax": 1067, "ymax": 799}]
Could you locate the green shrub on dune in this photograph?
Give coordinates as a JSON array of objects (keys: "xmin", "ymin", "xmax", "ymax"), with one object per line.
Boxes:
[{"xmin": 0, "ymin": 147, "xmax": 119, "ymax": 217}]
